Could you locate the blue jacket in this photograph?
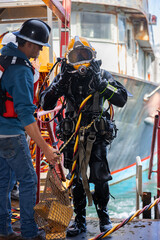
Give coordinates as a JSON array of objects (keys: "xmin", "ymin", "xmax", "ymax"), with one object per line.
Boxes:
[{"xmin": 0, "ymin": 43, "xmax": 36, "ymax": 135}]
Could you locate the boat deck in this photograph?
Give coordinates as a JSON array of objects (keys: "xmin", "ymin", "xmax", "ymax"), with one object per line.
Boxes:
[
  {"xmin": 66, "ymin": 218, "xmax": 160, "ymax": 240},
  {"xmin": 11, "ymin": 172, "xmax": 160, "ymax": 240},
  {"xmin": 12, "ymin": 213, "xmax": 160, "ymax": 240}
]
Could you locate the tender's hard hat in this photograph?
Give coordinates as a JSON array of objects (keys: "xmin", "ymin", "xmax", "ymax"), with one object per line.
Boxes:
[
  {"xmin": 1, "ymin": 32, "xmax": 17, "ymax": 46},
  {"xmin": 65, "ymin": 36, "xmax": 96, "ymax": 70},
  {"xmin": 13, "ymin": 19, "xmax": 51, "ymax": 47}
]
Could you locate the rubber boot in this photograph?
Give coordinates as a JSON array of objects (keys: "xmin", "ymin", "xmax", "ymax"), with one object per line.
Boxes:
[
  {"xmin": 67, "ymin": 179, "xmax": 87, "ymax": 237},
  {"xmin": 96, "ymin": 206, "xmax": 113, "ymax": 232},
  {"xmin": 92, "ymin": 182, "xmax": 112, "ymax": 233}
]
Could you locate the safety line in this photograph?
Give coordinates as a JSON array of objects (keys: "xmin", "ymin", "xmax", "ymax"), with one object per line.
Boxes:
[{"xmin": 68, "ymin": 94, "xmax": 93, "ymax": 188}]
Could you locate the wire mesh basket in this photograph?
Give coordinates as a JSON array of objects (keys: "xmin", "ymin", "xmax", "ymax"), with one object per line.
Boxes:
[{"xmin": 34, "ymin": 166, "xmax": 73, "ymax": 240}]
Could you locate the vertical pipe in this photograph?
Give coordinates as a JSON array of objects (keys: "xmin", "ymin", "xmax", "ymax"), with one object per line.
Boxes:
[
  {"xmin": 60, "ymin": 0, "xmax": 71, "ymax": 57},
  {"xmin": 157, "ymin": 111, "xmax": 160, "ymax": 197},
  {"xmin": 45, "ymin": 118, "xmax": 66, "ymax": 182},
  {"xmin": 47, "ymin": 7, "xmax": 55, "ymax": 83},
  {"xmin": 36, "ymin": 119, "xmax": 41, "ymax": 204},
  {"xmin": 136, "ymin": 159, "xmax": 139, "ymax": 215},
  {"xmin": 136, "ymin": 156, "xmax": 142, "ymax": 217},
  {"xmin": 148, "ymin": 115, "xmax": 159, "ymax": 179},
  {"xmin": 45, "ymin": 118, "xmax": 55, "ymax": 144},
  {"xmin": 47, "ymin": 7, "xmax": 54, "ymax": 63}
]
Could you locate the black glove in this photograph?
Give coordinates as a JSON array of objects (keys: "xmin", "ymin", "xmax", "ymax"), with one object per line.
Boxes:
[
  {"xmin": 90, "ymin": 59, "xmax": 102, "ymax": 90},
  {"xmin": 60, "ymin": 58, "xmax": 67, "ymax": 74},
  {"xmin": 90, "ymin": 59, "xmax": 102, "ymax": 76},
  {"xmin": 60, "ymin": 58, "xmax": 73, "ymax": 77},
  {"xmin": 57, "ymin": 58, "xmax": 70, "ymax": 87}
]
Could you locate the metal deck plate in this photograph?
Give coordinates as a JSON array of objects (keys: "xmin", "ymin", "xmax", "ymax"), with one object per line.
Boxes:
[
  {"xmin": 66, "ymin": 218, "xmax": 160, "ymax": 240},
  {"xmin": 12, "ymin": 218, "xmax": 160, "ymax": 240}
]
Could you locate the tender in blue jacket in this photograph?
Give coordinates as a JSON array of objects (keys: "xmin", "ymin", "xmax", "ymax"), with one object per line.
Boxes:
[{"xmin": 0, "ymin": 42, "xmax": 36, "ymax": 135}]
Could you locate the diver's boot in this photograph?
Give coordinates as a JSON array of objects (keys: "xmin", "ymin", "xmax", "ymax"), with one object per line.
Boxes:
[
  {"xmin": 97, "ymin": 207, "xmax": 113, "ymax": 233},
  {"xmin": 66, "ymin": 208, "xmax": 86, "ymax": 237},
  {"xmin": 67, "ymin": 179, "xmax": 87, "ymax": 237},
  {"xmin": 93, "ymin": 181, "xmax": 112, "ymax": 233}
]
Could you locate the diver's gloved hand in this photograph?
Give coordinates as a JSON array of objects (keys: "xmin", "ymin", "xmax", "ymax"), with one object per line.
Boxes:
[
  {"xmin": 60, "ymin": 58, "xmax": 73, "ymax": 77},
  {"xmin": 90, "ymin": 59, "xmax": 103, "ymax": 90},
  {"xmin": 90, "ymin": 59, "xmax": 102, "ymax": 76},
  {"xmin": 58, "ymin": 58, "xmax": 71, "ymax": 87},
  {"xmin": 60, "ymin": 58, "xmax": 68, "ymax": 75}
]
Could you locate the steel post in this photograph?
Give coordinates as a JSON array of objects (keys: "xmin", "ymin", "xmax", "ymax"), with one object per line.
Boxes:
[
  {"xmin": 136, "ymin": 156, "xmax": 142, "ymax": 216},
  {"xmin": 157, "ymin": 111, "xmax": 160, "ymax": 197},
  {"xmin": 36, "ymin": 119, "xmax": 41, "ymax": 204},
  {"xmin": 142, "ymin": 192, "xmax": 151, "ymax": 219},
  {"xmin": 148, "ymin": 115, "xmax": 159, "ymax": 179},
  {"xmin": 45, "ymin": 118, "xmax": 66, "ymax": 182},
  {"xmin": 60, "ymin": 0, "xmax": 71, "ymax": 57}
]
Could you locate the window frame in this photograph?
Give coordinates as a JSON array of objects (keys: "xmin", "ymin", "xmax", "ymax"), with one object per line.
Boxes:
[
  {"xmin": 118, "ymin": 15, "xmax": 126, "ymax": 43},
  {"xmin": 77, "ymin": 11, "xmax": 116, "ymax": 43}
]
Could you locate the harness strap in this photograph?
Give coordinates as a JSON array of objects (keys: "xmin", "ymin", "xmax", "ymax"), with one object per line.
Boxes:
[
  {"xmin": 92, "ymin": 91, "xmax": 101, "ymax": 113},
  {"xmin": 78, "ymin": 131, "xmax": 96, "ymax": 206},
  {"xmin": 77, "ymin": 93, "xmax": 99, "ymax": 203}
]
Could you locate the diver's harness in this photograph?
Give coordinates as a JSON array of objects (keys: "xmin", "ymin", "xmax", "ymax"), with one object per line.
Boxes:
[
  {"xmin": 56, "ymin": 89, "xmax": 117, "ymax": 206},
  {"xmin": 0, "ymin": 55, "xmax": 35, "ymax": 118}
]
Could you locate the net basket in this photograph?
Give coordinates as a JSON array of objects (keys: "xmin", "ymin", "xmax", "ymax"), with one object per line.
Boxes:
[{"xmin": 34, "ymin": 166, "xmax": 73, "ymax": 240}]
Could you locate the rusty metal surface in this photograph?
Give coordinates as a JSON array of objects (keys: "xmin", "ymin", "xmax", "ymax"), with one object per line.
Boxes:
[
  {"xmin": 0, "ymin": 0, "xmax": 157, "ymax": 174},
  {"xmin": 0, "ymin": 0, "xmax": 154, "ymax": 54},
  {"xmin": 0, "ymin": 0, "xmax": 45, "ymax": 7},
  {"xmin": 107, "ymin": 73, "xmax": 160, "ymax": 172},
  {"xmin": 0, "ymin": 0, "xmax": 149, "ymax": 19},
  {"xmin": 42, "ymin": 0, "xmax": 70, "ymax": 24},
  {"xmin": 71, "ymin": 0, "xmax": 149, "ymax": 19}
]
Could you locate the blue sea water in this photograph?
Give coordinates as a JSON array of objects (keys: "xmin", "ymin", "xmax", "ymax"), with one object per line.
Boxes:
[{"xmin": 86, "ymin": 168, "xmax": 157, "ymax": 219}]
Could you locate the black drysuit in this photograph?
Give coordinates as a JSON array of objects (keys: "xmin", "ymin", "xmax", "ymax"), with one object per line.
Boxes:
[{"xmin": 40, "ymin": 65, "xmax": 127, "ymax": 225}]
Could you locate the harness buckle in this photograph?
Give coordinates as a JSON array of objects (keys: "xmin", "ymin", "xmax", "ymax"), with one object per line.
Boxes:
[
  {"xmin": 87, "ymin": 132, "xmax": 96, "ymax": 143},
  {"xmin": 79, "ymin": 128, "xmax": 85, "ymax": 143}
]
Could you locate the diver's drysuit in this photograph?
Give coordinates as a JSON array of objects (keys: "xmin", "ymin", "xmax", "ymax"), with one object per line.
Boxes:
[{"xmin": 40, "ymin": 60, "xmax": 128, "ymax": 236}]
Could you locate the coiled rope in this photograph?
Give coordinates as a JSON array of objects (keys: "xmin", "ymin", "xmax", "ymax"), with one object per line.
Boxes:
[{"xmin": 89, "ymin": 196, "xmax": 160, "ymax": 240}]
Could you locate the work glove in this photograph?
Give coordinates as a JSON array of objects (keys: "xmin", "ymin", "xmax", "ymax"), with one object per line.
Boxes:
[
  {"xmin": 55, "ymin": 58, "xmax": 70, "ymax": 89},
  {"xmin": 60, "ymin": 58, "xmax": 73, "ymax": 77},
  {"xmin": 60, "ymin": 58, "xmax": 68, "ymax": 75},
  {"xmin": 90, "ymin": 59, "xmax": 103, "ymax": 91},
  {"xmin": 90, "ymin": 59, "xmax": 102, "ymax": 76}
]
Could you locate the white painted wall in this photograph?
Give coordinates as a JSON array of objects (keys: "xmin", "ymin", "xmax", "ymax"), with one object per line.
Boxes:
[{"xmin": 52, "ymin": 9, "xmax": 159, "ymax": 83}]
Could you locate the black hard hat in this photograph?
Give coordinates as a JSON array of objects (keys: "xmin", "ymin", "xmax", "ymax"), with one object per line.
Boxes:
[{"xmin": 13, "ymin": 19, "xmax": 51, "ymax": 47}]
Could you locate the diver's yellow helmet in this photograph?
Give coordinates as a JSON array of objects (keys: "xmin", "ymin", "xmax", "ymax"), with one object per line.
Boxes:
[{"xmin": 65, "ymin": 36, "xmax": 96, "ymax": 70}]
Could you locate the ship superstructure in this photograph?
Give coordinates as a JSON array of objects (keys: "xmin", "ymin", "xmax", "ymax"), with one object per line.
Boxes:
[{"xmin": 0, "ymin": 0, "xmax": 159, "ymax": 182}]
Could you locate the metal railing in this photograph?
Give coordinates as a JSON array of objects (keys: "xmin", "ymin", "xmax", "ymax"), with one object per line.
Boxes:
[
  {"xmin": 148, "ymin": 111, "xmax": 160, "ymax": 197},
  {"xmin": 35, "ymin": 105, "xmax": 63, "ymax": 203},
  {"xmin": 136, "ymin": 156, "xmax": 143, "ymax": 217}
]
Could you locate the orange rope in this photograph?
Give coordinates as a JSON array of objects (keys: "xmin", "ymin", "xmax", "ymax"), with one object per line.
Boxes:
[{"xmin": 68, "ymin": 94, "xmax": 92, "ymax": 188}]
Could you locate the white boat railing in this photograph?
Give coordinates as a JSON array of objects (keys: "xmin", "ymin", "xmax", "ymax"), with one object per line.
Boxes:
[
  {"xmin": 143, "ymin": 85, "xmax": 160, "ymax": 101},
  {"xmin": 136, "ymin": 156, "xmax": 143, "ymax": 217}
]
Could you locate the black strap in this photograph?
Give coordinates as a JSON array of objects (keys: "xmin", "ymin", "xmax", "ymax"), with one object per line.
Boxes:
[
  {"xmin": 0, "ymin": 55, "xmax": 33, "ymax": 72},
  {"xmin": 92, "ymin": 91, "xmax": 101, "ymax": 113},
  {"xmin": 0, "ymin": 55, "xmax": 34, "ymax": 117},
  {"xmin": 0, "ymin": 55, "xmax": 34, "ymax": 93},
  {"xmin": 0, "ymin": 55, "xmax": 34, "ymax": 94}
]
